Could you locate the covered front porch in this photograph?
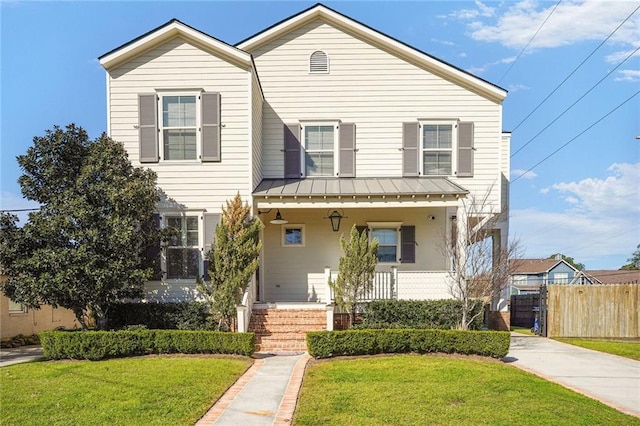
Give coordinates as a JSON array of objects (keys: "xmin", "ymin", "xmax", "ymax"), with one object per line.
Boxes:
[{"xmin": 251, "ymin": 177, "xmax": 469, "ymax": 305}]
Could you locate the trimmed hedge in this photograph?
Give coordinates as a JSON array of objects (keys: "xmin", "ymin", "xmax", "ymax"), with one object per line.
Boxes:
[
  {"xmin": 40, "ymin": 330, "xmax": 254, "ymax": 360},
  {"xmin": 107, "ymin": 302, "xmax": 213, "ymax": 330},
  {"xmin": 307, "ymin": 329, "xmax": 510, "ymax": 359},
  {"xmin": 359, "ymin": 299, "xmax": 483, "ymax": 330}
]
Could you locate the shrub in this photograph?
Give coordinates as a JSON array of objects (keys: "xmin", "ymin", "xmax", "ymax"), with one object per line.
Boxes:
[
  {"xmin": 107, "ymin": 302, "xmax": 214, "ymax": 330},
  {"xmin": 359, "ymin": 300, "xmax": 483, "ymax": 330},
  {"xmin": 307, "ymin": 329, "xmax": 509, "ymax": 359},
  {"xmin": 40, "ymin": 330, "xmax": 254, "ymax": 360}
]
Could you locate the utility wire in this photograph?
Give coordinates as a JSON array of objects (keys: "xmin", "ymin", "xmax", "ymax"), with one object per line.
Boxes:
[
  {"xmin": 511, "ymin": 4, "xmax": 640, "ymax": 133},
  {"xmin": 512, "ymin": 89, "xmax": 640, "ymax": 183},
  {"xmin": 511, "ymin": 44, "xmax": 640, "ymax": 158},
  {"xmin": 0, "ymin": 208, "xmax": 40, "ymax": 213},
  {"xmin": 498, "ymin": 0, "xmax": 562, "ymax": 84}
]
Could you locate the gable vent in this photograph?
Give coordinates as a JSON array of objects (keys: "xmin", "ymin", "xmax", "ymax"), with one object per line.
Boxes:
[{"xmin": 310, "ymin": 51, "xmax": 329, "ymax": 73}]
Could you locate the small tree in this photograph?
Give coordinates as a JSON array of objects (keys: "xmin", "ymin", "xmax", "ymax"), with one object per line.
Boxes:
[
  {"xmin": 198, "ymin": 194, "xmax": 261, "ymax": 331},
  {"xmin": 441, "ymin": 192, "xmax": 522, "ymax": 330},
  {"xmin": 329, "ymin": 225, "xmax": 379, "ymax": 325},
  {"xmin": 621, "ymin": 244, "xmax": 640, "ymax": 270},
  {"xmin": 0, "ymin": 124, "xmax": 161, "ymax": 329},
  {"xmin": 548, "ymin": 253, "xmax": 585, "ymax": 271}
]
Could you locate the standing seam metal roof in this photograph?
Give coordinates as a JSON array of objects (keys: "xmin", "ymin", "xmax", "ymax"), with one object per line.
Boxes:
[{"xmin": 253, "ymin": 178, "xmax": 468, "ymax": 197}]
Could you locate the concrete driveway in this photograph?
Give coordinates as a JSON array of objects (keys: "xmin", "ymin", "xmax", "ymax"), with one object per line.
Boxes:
[
  {"xmin": 0, "ymin": 345, "xmax": 44, "ymax": 367},
  {"xmin": 506, "ymin": 334, "xmax": 640, "ymax": 417}
]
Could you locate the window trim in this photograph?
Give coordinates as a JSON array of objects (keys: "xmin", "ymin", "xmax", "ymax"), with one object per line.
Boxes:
[
  {"xmin": 300, "ymin": 121, "xmax": 338, "ymax": 178},
  {"xmin": 158, "ymin": 91, "xmax": 201, "ymax": 162},
  {"xmin": 367, "ymin": 221, "xmax": 402, "ymax": 264},
  {"xmin": 419, "ymin": 120, "xmax": 457, "ymax": 176},
  {"xmin": 282, "ymin": 224, "xmax": 306, "ymax": 247},
  {"xmin": 8, "ymin": 300, "xmax": 28, "ymax": 314},
  {"xmin": 161, "ymin": 212, "xmax": 203, "ymax": 281}
]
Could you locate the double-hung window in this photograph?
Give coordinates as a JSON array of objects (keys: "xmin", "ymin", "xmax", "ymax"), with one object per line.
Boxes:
[
  {"xmin": 161, "ymin": 95, "xmax": 198, "ymax": 161},
  {"xmin": 165, "ymin": 215, "xmax": 200, "ymax": 279},
  {"xmin": 368, "ymin": 222, "xmax": 402, "ymax": 263},
  {"xmin": 422, "ymin": 123, "xmax": 454, "ymax": 175},
  {"xmin": 304, "ymin": 124, "xmax": 336, "ymax": 177}
]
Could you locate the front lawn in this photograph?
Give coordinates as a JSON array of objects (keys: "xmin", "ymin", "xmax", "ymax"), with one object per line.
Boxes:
[
  {"xmin": 294, "ymin": 355, "xmax": 640, "ymax": 425},
  {"xmin": 554, "ymin": 338, "xmax": 640, "ymax": 361},
  {"xmin": 510, "ymin": 325, "xmax": 535, "ymax": 335},
  {"xmin": 1, "ymin": 355, "xmax": 251, "ymax": 425}
]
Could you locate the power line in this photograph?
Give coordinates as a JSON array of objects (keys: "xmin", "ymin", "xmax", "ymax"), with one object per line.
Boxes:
[
  {"xmin": 511, "ymin": 44, "xmax": 640, "ymax": 158},
  {"xmin": 512, "ymin": 89, "xmax": 640, "ymax": 183},
  {"xmin": 498, "ymin": 0, "xmax": 562, "ymax": 84},
  {"xmin": 0, "ymin": 208, "xmax": 40, "ymax": 213},
  {"xmin": 510, "ymin": 4, "xmax": 640, "ymax": 133}
]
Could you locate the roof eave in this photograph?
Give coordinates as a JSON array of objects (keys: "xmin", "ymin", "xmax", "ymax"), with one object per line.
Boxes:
[
  {"xmin": 236, "ymin": 4, "xmax": 506, "ymax": 103},
  {"xmin": 100, "ymin": 20, "xmax": 252, "ymax": 71}
]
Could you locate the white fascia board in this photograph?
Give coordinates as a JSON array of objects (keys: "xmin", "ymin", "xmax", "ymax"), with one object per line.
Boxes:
[
  {"xmin": 238, "ymin": 5, "xmax": 507, "ymax": 103},
  {"xmin": 100, "ymin": 22, "xmax": 251, "ymax": 70}
]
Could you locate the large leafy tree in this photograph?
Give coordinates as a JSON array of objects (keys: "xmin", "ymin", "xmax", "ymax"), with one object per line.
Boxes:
[
  {"xmin": 621, "ymin": 244, "xmax": 640, "ymax": 270},
  {"xmin": 330, "ymin": 225, "xmax": 379, "ymax": 326},
  {"xmin": 198, "ymin": 194, "xmax": 261, "ymax": 331},
  {"xmin": 548, "ymin": 253, "xmax": 585, "ymax": 271},
  {"xmin": 0, "ymin": 124, "xmax": 161, "ymax": 329}
]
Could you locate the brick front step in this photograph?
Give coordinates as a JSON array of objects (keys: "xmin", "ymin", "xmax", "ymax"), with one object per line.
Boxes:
[{"xmin": 249, "ymin": 307, "xmax": 327, "ymax": 352}]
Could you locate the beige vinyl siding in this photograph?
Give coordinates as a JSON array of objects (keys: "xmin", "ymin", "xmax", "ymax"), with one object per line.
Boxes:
[
  {"xmin": 251, "ymin": 71, "xmax": 264, "ymax": 190},
  {"xmin": 262, "ymin": 207, "xmax": 447, "ymax": 302},
  {"xmin": 107, "ymin": 36, "xmax": 252, "ymax": 209},
  {"xmin": 250, "ymin": 20, "xmax": 503, "ymax": 208},
  {"xmin": 501, "ymin": 132, "xmax": 511, "ymax": 212}
]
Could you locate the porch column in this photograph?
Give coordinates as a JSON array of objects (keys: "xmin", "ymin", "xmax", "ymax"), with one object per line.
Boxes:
[
  {"xmin": 455, "ymin": 202, "xmax": 468, "ymax": 300},
  {"xmin": 326, "ymin": 304, "xmax": 334, "ymax": 331},
  {"xmin": 237, "ymin": 305, "xmax": 248, "ymax": 333},
  {"xmin": 324, "ymin": 266, "xmax": 332, "ymax": 304}
]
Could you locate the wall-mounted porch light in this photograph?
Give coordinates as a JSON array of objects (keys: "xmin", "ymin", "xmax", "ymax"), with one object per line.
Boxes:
[
  {"xmin": 324, "ymin": 209, "xmax": 347, "ymax": 232},
  {"xmin": 270, "ymin": 209, "xmax": 288, "ymax": 225},
  {"xmin": 258, "ymin": 208, "xmax": 288, "ymax": 225}
]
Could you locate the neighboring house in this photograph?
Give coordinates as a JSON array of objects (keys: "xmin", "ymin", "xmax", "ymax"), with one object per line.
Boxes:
[
  {"xmin": 571, "ymin": 269, "xmax": 640, "ymax": 285},
  {"xmin": 1, "ymin": 275, "xmax": 79, "ymax": 340},
  {"xmin": 99, "ymin": 4, "xmax": 510, "ymax": 346},
  {"xmin": 509, "ymin": 257, "xmax": 579, "ymax": 294}
]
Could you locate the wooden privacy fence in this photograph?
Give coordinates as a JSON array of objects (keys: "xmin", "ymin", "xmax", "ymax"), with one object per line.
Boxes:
[{"xmin": 547, "ymin": 284, "xmax": 639, "ymax": 338}]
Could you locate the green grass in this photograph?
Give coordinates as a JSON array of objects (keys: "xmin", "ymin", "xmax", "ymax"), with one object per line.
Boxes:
[
  {"xmin": 554, "ymin": 338, "xmax": 640, "ymax": 361},
  {"xmin": 294, "ymin": 355, "xmax": 640, "ymax": 425},
  {"xmin": 1, "ymin": 355, "xmax": 252, "ymax": 425},
  {"xmin": 510, "ymin": 325, "xmax": 535, "ymax": 335}
]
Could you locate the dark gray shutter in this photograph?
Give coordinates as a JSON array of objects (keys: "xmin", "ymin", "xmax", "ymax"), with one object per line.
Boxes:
[
  {"xmin": 402, "ymin": 122, "xmax": 419, "ymax": 177},
  {"xmin": 400, "ymin": 226, "xmax": 416, "ymax": 264},
  {"xmin": 145, "ymin": 213, "xmax": 162, "ymax": 280},
  {"xmin": 138, "ymin": 94, "xmax": 159, "ymax": 163},
  {"xmin": 284, "ymin": 124, "xmax": 302, "ymax": 178},
  {"xmin": 339, "ymin": 123, "xmax": 356, "ymax": 177},
  {"xmin": 203, "ymin": 213, "xmax": 221, "ymax": 281},
  {"xmin": 457, "ymin": 122, "xmax": 474, "ymax": 177},
  {"xmin": 355, "ymin": 225, "xmax": 369, "ymax": 237},
  {"xmin": 201, "ymin": 93, "xmax": 221, "ymax": 162}
]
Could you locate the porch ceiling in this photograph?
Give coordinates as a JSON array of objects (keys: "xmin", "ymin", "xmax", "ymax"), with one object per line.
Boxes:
[{"xmin": 253, "ymin": 178, "xmax": 469, "ymax": 199}]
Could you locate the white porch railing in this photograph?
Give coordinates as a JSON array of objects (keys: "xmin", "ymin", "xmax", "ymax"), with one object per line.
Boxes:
[
  {"xmin": 236, "ymin": 275, "xmax": 256, "ymax": 333},
  {"xmin": 325, "ymin": 269, "xmax": 452, "ymax": 303}
]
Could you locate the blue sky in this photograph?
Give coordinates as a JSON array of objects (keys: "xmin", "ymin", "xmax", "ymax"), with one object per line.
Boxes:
[{"xmin": 1, "ymin": 1, "xmax": 639, "ymax": 269}]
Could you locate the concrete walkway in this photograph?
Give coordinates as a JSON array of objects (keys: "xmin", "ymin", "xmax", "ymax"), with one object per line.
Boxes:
[
  {"xmin": 0, "ymin": 345, "xmax": 44, "ymax": 367},
  {"xmin": 196, "ymin": 352, "xmax": 310, "ymax": 426},
  {"xmin": 507, "ymin": 334, "xmax": 640, "ymax": 417}
]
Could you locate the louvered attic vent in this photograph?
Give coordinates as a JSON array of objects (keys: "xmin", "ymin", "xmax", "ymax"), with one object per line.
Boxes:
[{"xmin": 310, "ymin": 51, "xmax": 329, "ymax": 73}]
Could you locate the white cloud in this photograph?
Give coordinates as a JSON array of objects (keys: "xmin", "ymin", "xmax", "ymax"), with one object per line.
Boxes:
[
  {"xmin": 459, "ymin": 52, "xmax": 467, "ymax": 58},
  {"xmin": 507, "ymin": 83, "xmax": 530, "ymax": 92},
  {"xmin": 604, "ymin": 48, "xmax": 640, "ymax": 64},
  {"xmin": 431, "ymin": 38, "xmax": 455, "ymax": 46},
  {"xmin": 614, "ymin": 69, "xmax": 640, "ymax": 82},
  {"xmin": 452, "ymin": 1, "xmax": 640, "ymax": 53},
  {"xmin": 512, "ymin": 163, "xmax": 640, "ymax": 268},
  {"xmin": 467, "ymin": 56, "xmax": 516, "ymax": 74},
  {"xmin": 511, "ymin": 169, "xmax": 537, "ymax": 179}
]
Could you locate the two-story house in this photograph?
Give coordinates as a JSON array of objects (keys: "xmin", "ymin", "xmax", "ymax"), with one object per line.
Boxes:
[
  {"xmin": 509, "ymin": 256, "xmax": 579, "ymax": 294},
  {"xmin": 99, "ymin": 4, "xmax": 510, "ymax": 350}
]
